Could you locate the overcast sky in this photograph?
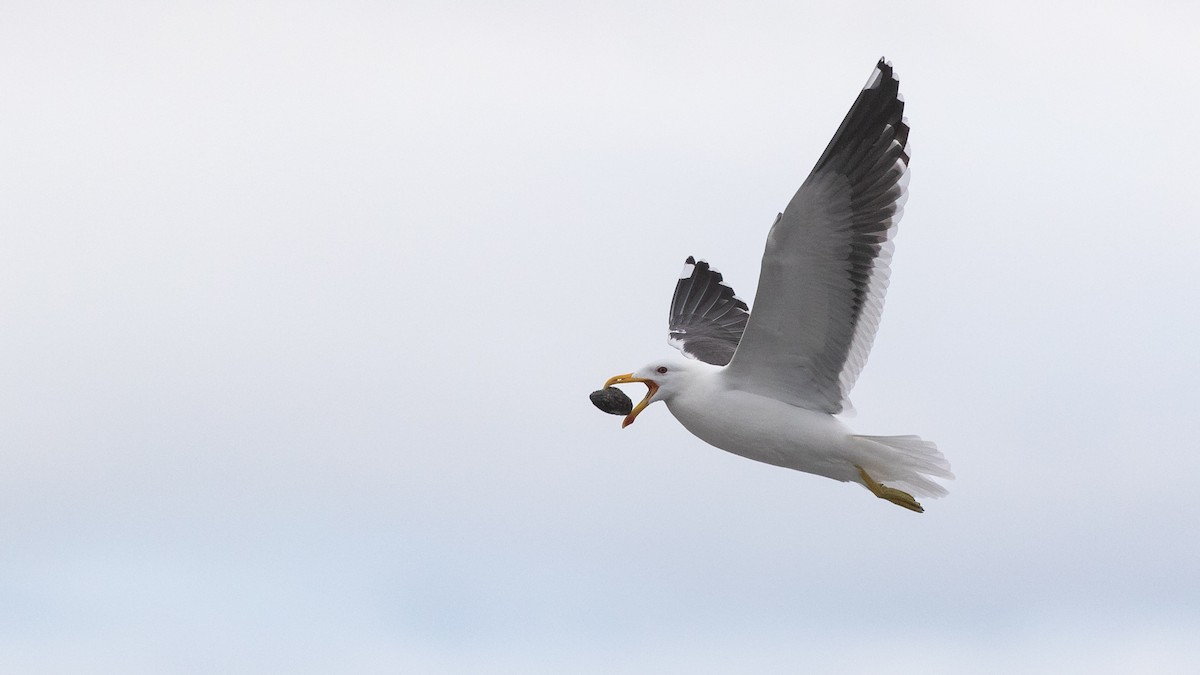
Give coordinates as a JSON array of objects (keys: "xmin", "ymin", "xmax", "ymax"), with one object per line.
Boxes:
[{"xmin": 3, "ymin": 1, "xmax": 1199, "ymax": 673}]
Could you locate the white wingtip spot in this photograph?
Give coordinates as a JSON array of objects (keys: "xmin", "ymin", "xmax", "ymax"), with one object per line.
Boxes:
[
  {"xmin": 679, "ymin": 262, "xmax": 696, "ymax": 279},
  {"xmin": 863, "ymin": 66, "xmax": 883, "ymax": 90}
]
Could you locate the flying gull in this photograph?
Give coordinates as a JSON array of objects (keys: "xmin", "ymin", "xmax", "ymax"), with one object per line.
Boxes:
[{"xmin": 600, "ymin": 59, "xmax": 952, "ymax": 512}]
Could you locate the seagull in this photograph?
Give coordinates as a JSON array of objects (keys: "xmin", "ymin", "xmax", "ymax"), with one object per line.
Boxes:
[{"xmin": 602, "ymin": 59, "xmax": 952, "ymax": 512}]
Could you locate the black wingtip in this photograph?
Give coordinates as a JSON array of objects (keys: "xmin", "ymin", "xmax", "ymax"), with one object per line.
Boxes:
[
  {"xmin": 866, "ymin": 58, "xmax": 897, "ymax": 90},
  {"xmin": 684, "ymin": 257, "xmax": 716, "ymax": 274},
  {"xmin": 668, "ymin": 255, "xmax": 750, "ymax": 366}
]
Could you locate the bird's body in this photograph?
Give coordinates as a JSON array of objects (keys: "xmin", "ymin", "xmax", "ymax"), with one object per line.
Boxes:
[
  {"xmin": 632, "ymin": 358, "xmax": 949, "ymax": 505},
  {"xmin": 601, "ymin": 59, "xmax": 952, "ymax": 511},
  {"xmin": 654, "ymin": 359, "xmax": 852, "ymax": 479}
]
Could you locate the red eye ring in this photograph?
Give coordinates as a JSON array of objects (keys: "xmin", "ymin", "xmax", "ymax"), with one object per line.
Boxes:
[{"xmin": 656, "ymin": 366, "xmax": 668, "ymax": 374}]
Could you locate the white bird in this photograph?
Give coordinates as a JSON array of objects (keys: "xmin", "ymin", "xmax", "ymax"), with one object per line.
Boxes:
[{"xmin": 602, "ymin": 59, "xmax": 952, "ymax": 512}]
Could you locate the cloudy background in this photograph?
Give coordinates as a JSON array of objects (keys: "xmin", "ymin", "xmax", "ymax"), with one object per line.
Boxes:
[{"xmin": 3, "ymin": 1, "xmax": 1199, "ymax": 672}]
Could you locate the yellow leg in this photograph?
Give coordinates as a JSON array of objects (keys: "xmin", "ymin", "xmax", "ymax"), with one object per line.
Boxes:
[{"xmin": 856, "ymin": 465, "xmax": 924, "ymax": 513}]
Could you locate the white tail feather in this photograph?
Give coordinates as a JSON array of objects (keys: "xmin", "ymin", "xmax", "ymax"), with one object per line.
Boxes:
[{"xmin": 852, "ymin": 434, "xmax": 954, "ymax": 498}]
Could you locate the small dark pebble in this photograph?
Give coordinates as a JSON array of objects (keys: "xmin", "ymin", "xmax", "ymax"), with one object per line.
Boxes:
[{"xmin": 590, "ymin": 387, "xmax": 633, "ymax": 416}]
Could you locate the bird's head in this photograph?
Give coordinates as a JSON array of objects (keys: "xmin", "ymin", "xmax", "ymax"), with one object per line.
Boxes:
[{"xmin": 603, "ymin": 358, "xmax": 700, "ymax": 428}]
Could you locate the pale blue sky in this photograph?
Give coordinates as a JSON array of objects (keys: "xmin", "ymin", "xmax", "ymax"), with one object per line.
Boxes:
[{"xmin": 3, "ymin": 1, "xmax": 1199, "ymax": 672}]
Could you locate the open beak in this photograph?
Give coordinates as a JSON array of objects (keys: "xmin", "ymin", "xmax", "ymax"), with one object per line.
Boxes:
[{"xmin": 603, "ymin": 373, "xmax": 659, "ymax": 428}]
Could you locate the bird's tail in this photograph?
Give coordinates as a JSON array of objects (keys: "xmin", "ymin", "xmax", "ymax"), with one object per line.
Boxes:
[{"xmin": 852, "ymin": 434, "xmax": 954, "ymax": 498}]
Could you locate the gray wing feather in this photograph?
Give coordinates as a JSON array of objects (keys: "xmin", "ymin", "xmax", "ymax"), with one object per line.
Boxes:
[
  {"xmin": 667, "ymin": 257, "xmax": 749, "ymax": 366},
  {"xmin": 724, "ymin": 58, "xmax": 911, "ymax": 413}
]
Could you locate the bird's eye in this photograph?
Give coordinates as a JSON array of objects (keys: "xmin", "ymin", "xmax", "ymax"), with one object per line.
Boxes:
[{"xmin": 656, "ymin": 366, "xmax": 668, "ymax": 374}]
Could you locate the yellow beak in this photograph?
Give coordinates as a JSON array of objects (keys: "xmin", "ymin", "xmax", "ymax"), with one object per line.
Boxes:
[{"xmin": 603, "ymin": 373, "xmax": 659, "ymax": 428}]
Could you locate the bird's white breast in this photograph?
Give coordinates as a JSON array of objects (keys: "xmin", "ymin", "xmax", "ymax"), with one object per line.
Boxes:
[{"xmin": 663, "ymin": 371, "xmax": 858, "ymax": 483}]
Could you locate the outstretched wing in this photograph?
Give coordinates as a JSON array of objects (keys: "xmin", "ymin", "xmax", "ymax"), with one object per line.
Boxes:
[
  {"xmin": 724, "ymin": 58, "xmax": 911, "ymax": 413},
  {"xmin": 667, "ymin": 256, "xmax": 749, "ymax": 366}
]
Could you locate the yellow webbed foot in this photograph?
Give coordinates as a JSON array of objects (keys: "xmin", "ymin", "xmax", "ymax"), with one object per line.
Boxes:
[{"xmin": 856, "ymin": 465, "xmax": 924, "ymax": 513}]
